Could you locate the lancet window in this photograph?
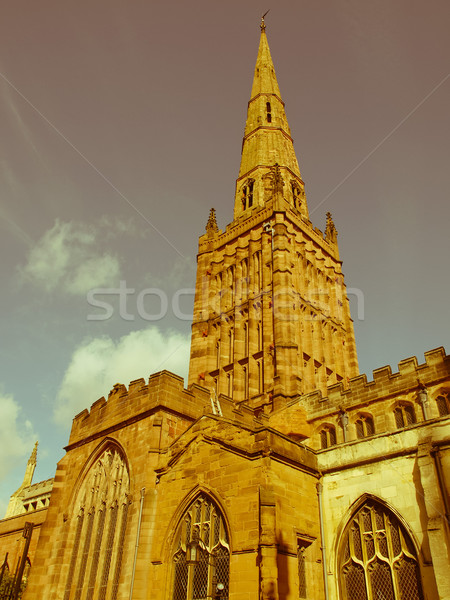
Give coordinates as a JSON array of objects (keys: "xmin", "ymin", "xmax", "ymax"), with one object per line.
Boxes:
[
  {"xmin": 171, "ymin": 493, "xmax": 230, "ymax": 600},
  {"xmin": 340, "ymin": 500, "xmax": 424, "ymax": 600},
  {"xmin": 63, "ymin": 446, "xmax": 130, "ymax": 600},
  {"xmin": 241, "ymin": 259, "xmax": 248, "ymax": 298},
  {"xmin": 297, "ymin": 539, "xmax": 312, "ymax": 598},
  {"xmin": 241, "ymin": 180, "xmax": 254, "ymax": 210},
  {"xmin": 253, "ymin": 251, "xmax": 262, "ymax": 291},
  {"xmin": 291, "ymin": 182, "xmax": 301, "ymax": 208}
]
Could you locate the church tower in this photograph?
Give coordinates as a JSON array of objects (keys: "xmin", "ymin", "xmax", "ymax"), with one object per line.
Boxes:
[{"xmin": 188, "ymin": 18, "xmax": 359, "ymax": 409}]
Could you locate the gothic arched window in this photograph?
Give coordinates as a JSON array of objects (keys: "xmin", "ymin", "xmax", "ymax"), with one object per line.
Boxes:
[
  {"xmin": 63, "ymin": 445, "xmax": 130, "ymax": 600},
  {"xmin": 340, "ymin": 500, "xmax": 424, "ymax": 600},
  {"xmin": 436, "ymin": 394, "xmax": 450, "ymax": 417},
  {"xmin": 241, "ymin": 180, "xmax": 254, "ymax": 210},
  {"xmin": 320, "ymin": 425, "xmax": 336, "ymax": 449},
  {"xmin": 355, "ymin": 415, "xmax": 375, "ymax": 439},
  {"xmin": 394, "ymin": 404, "xmax": 416, "ymax": 429},
  {"xmin": 171, "ymin": 493, "xmax": 230, "ymax": 600}
]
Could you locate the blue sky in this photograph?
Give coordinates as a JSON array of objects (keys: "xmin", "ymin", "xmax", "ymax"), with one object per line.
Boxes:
[{"xmin": 1, "ymin": 0, "xmax": 449, "ymax": 514}]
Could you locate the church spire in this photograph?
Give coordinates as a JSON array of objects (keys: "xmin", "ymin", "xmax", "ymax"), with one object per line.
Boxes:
[
  {"xmin": 22, "ymin": 441, "xmax": 38, "ymax": 488},
  {"xmin": 234, "ymin": 20, "xmax": 307, "ymax": 221}
]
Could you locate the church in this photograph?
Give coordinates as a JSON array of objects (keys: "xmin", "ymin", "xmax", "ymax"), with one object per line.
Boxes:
[{"xmin": 1, "ymin": 18, "xmax": 449, "ymax": 600}]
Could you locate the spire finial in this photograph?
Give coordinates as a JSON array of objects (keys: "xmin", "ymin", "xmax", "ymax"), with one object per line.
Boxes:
[
  {"xmin": 29, "ymin": 441, "xmax": 38, "ymax": 464},
  {"xmin": 325, "ymin": 212, "xmax": 338, "ymax": 244},
  {"xmin": 206, "ymin": 208, "xmax": 219, "ymax": 237},
  {"xmin": 261, "ymin": 9, "xmax": 270, "ymax": 32}
]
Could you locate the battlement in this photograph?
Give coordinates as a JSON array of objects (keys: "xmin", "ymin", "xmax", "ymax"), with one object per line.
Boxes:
[
  {"xmin": 302, "ymin": 347, "xmax": 450, "ymax": 419},
  {"xmin": 67, "ymin": 369, "xmax": 257, "ymax": 448},
  {"xmin": 68, "ymin": 370, "xmax": 212, "ymax": 447}
]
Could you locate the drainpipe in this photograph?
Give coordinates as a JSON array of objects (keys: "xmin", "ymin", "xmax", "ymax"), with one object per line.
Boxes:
[
  {"xmin": 317, "ymin": 481, "xmax": 330, "ymax": 600},
  {"xmin": 129, "ymin": 487, "xmax": 146, "ymax": 600}
]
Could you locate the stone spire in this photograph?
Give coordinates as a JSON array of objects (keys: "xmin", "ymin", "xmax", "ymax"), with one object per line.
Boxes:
[
  {"xmin": 23, "ymin": 441, "xmax": 38, "ymax": 488},
  {"xmin": 189, "ymin": 22, "xmax": 358, "ymax": 405},
  {"xmin": 234, "ymin": 22, "xmax": 307, "ymax": 220},
  {"xmin": 4, "ymin": 441, "xmax": 38, "ymax": 518}
]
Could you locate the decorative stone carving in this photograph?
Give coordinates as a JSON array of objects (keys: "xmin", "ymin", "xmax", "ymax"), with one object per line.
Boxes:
[{"xmin": 206, "ymin": 208, "xmax": 219, "ymax": 237}]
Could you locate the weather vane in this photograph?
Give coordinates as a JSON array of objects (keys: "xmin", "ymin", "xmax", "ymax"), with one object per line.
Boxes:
[{"xmin": 261, "ymin": 9, "xmax": 270, "ymax": 31}]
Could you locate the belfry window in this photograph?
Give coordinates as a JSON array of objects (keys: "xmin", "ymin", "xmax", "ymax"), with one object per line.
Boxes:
[
  {"xmin": 242, "ymin": 180, "xmax": 254, "ymax": 210},
  {"xmin": 394, "ymin": 404, "xmax": 416, "ymax": 429},
  {"xmin": 355, "ymin": 415, "xmax": 375, "ymax": 439},
  {"xmin": 171, "ymin": 494, "xmax": 230, "ymax": 600},
  {"xmin": 63, "ymin": 446, "xmax": 130, "ymax": 600},
  {"xmin": 340, "ymin": 499, "xmax": 424, "ymax": 600},
  {"xmin": 291, "ymin": 182, "xmax": 301, "ymax": 208},
  {"xmin": 266, "ymin": 101, "xmax": 272, "ymax": 123}
]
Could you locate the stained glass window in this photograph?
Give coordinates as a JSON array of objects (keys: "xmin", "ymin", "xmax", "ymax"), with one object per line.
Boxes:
[{"xmin": 63, "ymin": 446, "xmax": 129, "ymax": 600}]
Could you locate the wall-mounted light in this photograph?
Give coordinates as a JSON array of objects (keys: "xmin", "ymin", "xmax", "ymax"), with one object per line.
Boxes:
[
  {"xmin": 212, "ymin": 574, "xmax": 225, "ymax": 599},
  {"xmin": 186, "ymin": 528, "xmax": 201, "ymax": 566}
]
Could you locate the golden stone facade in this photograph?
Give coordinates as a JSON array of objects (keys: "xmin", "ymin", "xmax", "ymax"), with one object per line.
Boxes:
[{"xmin": 1, "ymin": 20, "xmax": 449, "ymax": 600}]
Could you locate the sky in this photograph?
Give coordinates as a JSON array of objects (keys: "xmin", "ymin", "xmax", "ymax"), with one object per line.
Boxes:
[{"xmin": 0, "ymin": 0, "xmax": 449, "ymax": 515}]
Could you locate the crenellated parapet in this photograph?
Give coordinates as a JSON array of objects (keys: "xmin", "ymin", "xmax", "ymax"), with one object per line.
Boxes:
[
  {"xmin": 295, "ymin": 347, "xmax": 450, "ymax": 450},
  {"xmin": 68, "ymin": 371, "xmax": 205, "ymax": 447},
  {"xmin": 67, "ymin": 370, "xmax": 258, "ymax": 449}
]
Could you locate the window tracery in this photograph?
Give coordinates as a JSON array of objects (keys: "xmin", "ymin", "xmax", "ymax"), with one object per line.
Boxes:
[
  {"xmin": 171, "ymin": 493, "xmax": 230, "ymax": 600},
  {"xmin": 63, "ymin": 446, "xmax": 130, "ymax": 600},
  {"xmin": 340, "ymin": 500, "xmax": 424, "ymax": 600}
]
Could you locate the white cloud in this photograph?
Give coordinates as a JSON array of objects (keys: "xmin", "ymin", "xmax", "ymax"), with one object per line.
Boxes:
[
  {"xmin": 20, "ymin": 219, "xmax": 121, "ymax": 295},
  {"xmin": 53, "ymin": 327, "xmax": 190, "ymax": 426},
  {"xmin": 0, "ymin": 392, "xmax": 37, "ymax": 516},
  {"xmin": 65, "ymin": 254, "xmax": 120, "ymax": 295}
]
